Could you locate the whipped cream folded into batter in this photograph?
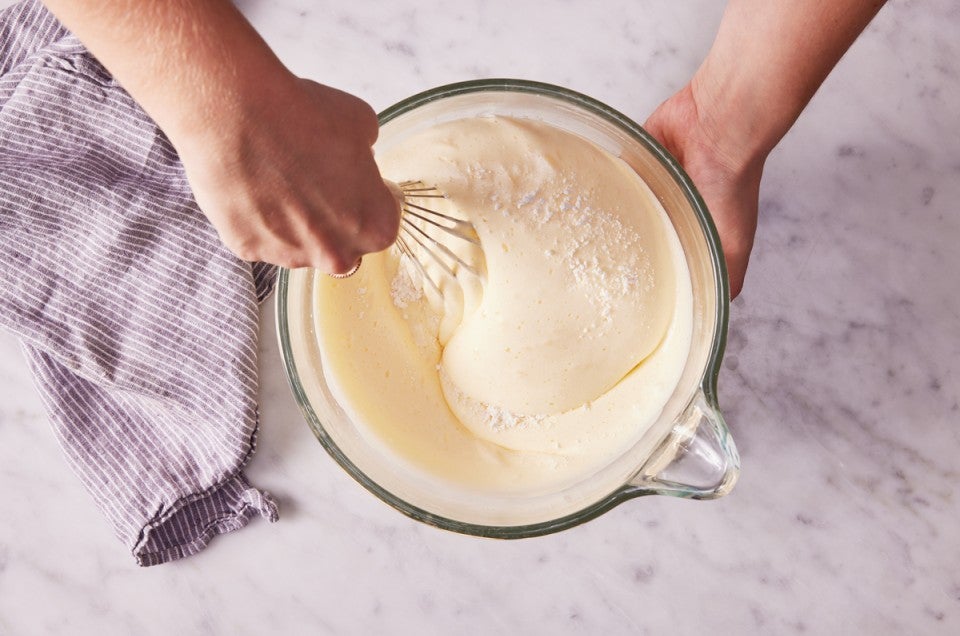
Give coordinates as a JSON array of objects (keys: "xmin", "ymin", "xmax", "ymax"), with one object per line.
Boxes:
[{"xmin": 313, "ymin": 116, "xmax": 692, "ymax": 493}]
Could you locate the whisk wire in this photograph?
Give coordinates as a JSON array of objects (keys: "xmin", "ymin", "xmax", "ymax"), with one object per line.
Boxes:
[
  {"xmin": 396, "ymin": 237, "xmax": 442, "ymax": 295},
  {"xmin": 402, "ymin": 204, "xmax": 480, "ymax": 246},
  {"xmin": 394, "ymin": 180, "xmax": 483, "ymax": 293},
  {"xmin": 400, "ymin": 218, "xmax": 475, "ymax": 275}
]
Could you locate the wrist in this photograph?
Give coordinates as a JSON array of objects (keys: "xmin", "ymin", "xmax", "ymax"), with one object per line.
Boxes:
[
  {"xmin": 162, "ymin": 62, "xmax": 298, "ymax": 155},
  {"xmin": 114, "ymin": 2, "xmax": 297, "ymax": 152},
  {"xmin": 688, "ymin": 55, "xmax": 785, "ymax": 177}
]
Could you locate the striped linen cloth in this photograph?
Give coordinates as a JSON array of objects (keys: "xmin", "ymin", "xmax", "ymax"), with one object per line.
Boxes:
[{"xmin": 0, "ymin": 0, "xmax": 279, "ymax": 566}]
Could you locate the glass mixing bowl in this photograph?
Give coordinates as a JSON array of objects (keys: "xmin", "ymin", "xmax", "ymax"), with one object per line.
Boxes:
[{"xmin": 276, "ymin": 79, "xmax": 739, "ymax": 537}]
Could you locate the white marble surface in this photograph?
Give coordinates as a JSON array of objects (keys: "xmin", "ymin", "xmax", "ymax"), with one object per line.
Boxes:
[{"xmin": 1, "ymin": 0, "xmax": 958, "ymax": 633}]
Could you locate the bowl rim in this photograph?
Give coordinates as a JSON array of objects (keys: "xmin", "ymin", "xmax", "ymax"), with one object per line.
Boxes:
[{"xmin": 275, "ymin": 78, "xmax": 730, "ymax": 538}]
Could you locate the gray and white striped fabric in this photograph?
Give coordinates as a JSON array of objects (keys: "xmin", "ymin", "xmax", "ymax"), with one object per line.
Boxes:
[{"xmin": 0, "ymin": 0, "xmax": 279, "ymax": 566}]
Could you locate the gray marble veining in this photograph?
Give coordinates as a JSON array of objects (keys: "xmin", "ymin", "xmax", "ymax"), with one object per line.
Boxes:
[{"xmin": 1, "ymin": 0, "xmax": 957, "ymax": 634}]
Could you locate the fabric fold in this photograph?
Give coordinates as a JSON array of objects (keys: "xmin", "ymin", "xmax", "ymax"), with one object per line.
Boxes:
[{"xmin": 1, "ymin": 0, "xmax": 278, "ymax": 565}]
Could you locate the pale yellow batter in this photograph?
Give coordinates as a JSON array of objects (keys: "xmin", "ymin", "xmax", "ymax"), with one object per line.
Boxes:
[{"xmin": 313, "ymin": 116, "xmax": 692, "ymax": 494}]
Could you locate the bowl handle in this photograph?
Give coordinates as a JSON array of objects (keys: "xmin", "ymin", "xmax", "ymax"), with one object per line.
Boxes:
[{"xmin": 626, "ymin": 389, "xmax": 740, "ymax": 499}]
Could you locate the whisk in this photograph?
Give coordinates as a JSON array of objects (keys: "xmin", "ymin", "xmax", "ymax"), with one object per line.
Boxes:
[
  {"xmin": 329, "ymin": 180, "xmax": 483, "ymax": 291},
  {"xmin": 385, "ymin": 180, "xmax": 484, "ymax": 293}
]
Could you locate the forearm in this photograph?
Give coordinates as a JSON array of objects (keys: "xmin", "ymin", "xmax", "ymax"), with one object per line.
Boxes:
[
  {"xmin": 693, "ymin": 0, "xmax": 885, "ymax": 170},
  {"xmin": 41, "ymin": 0, "xmax": 396, "ymax": 272},
  {"xmin": 41, "ymin": 0, "xmax": 294, "ymax": 144}
]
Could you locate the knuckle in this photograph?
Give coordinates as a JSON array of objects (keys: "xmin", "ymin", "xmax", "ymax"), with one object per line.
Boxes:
[
  {"xmin": 361, "ymin": 190, "xmax": 401, "ymax": 252},
  {"xmin": 223, "ymin": 237, "xmax": 260, "ymax": 263},
  {"xmin": 281, "ymin": 255, "xmax": 314, "ymax": 269},
  {"xmin": 367, "ymin": 220, "xmax": 399, "ymax": 252},
  {"xmin": 319, "ymin": 249, "xmax": 354, "ymax": 275},
  {"xmin": 350, "ymin": 97, "xmax": 376, "ymax": 122},
  {"xmin": 269, "ymin": 246, "xmax": 311, "ymax": 269},
  {"xmin": 338, "ymin": 212, "xmax": 363, "ymax": 238},
  {"xmin": 351, "ymin": 100, "xmax": 380, "ymax": 144}
]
